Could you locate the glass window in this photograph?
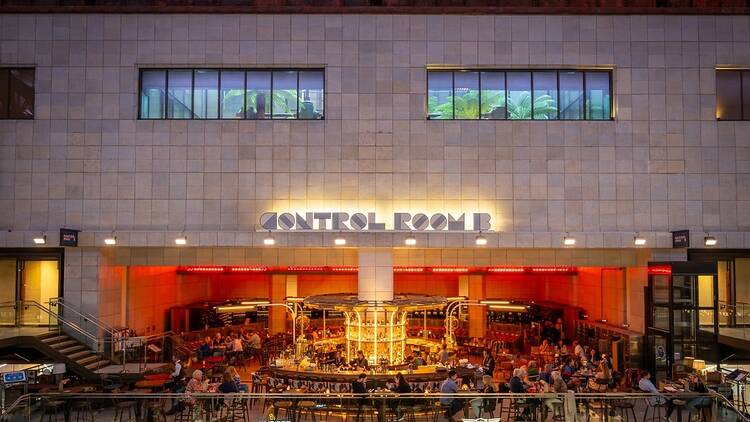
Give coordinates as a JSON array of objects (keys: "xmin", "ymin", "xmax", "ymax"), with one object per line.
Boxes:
[
  {"xmin": 427, "ymin": 72, "xmax": 453, "ymax": 119},
  {"xmin": 585, "ymin": 71, "xmax": 611, "ymax": 120},
  {"xmin": 8, "ymin": 69, "xmax": 34, "ymax": 119},
  {"xmin": 532, "ymin": 71, "xmax": 558, "ymax": 120},
  {"xmin": 453, "ymin": 71, "xmax": 479, "ymax": 119},
  {"xmin": 272, "ymin": 70, "xmax": 298, "ymax": 119},
  {"xmin": 507, "ymin": 72, "xmax": 532, "ymax": 120},
  {"xmin": 716, "ymin": 70, "xmax": 742, "ymax": 121},
  {"xmin": 193, "ymin": 70, "xmax": 218, "ymax": 119},
  {"xmin": 246, "ymin": 71, "xmax": 271, "ymax": 119},
  {"xmin": 167, "ymin": 70, "xmax": 193, "ymax": 119},
  {"xmin": 559, "ymin": 71, "xmax": 584, "ymax": 120},
  {"xmin": 480, "ymin": 72, "xmax": 506, "ymax": 119},
  {"xmin": 0, "ymin": 69, "xmax": 8, "ymax": 118},
  {"xmin": 298, "ymin": 70, "xmax": 324, "ymax": 119},
  {"xmin": 743, "ymin": 72, "xmax": 750, "ymax": 121},
  {"xmin": 220, "ymin": 70, "xmax": 245, "ymax": 119},
  {"xmin": 140, "ymin": 70, "xmax": 165, "ymax": 119}
]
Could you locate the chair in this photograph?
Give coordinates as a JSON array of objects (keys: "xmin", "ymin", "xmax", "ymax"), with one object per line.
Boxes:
[
  {"xmin": 297, "ymin": 400, "xmax": 317, "ymax": 422},
  {"xmin": 641, "ymin": 398, "xmax": 666, "ymax": 422},
  {"xmin": 38, "ymin": 400, "xmax": 65, "ymax": 422},
  {"xmin": 70, "ymin": 400, "xmax": 95, "ymax": 422},
  {"xmin": 612, "ymin": 399, "xmax": 638, "ymax": 422},
  {"xmin": 113, "ymin": 399, "xmax": 138, "ymax": 422},
  {"xmin": 272, "ymin": 400, "xmax": 294, "ymax": 421},
  {"xmin": 146, "ymin": 399, "xmax": 167, "ymax": 422},
  {"xmin": 222, "ymin": 395, "xmax": 250, "ymax": 422}
]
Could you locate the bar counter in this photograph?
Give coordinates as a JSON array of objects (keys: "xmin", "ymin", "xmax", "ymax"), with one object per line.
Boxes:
[{"xmin": 269, "ymin": 364, "xmax": 449, "ymax": 383}]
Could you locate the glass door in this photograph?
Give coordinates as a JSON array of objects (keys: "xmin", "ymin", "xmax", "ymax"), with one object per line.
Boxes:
[
  {"xmin": 0, "ymin": 259, "xmax": 17, "ymax": 325},
  {"xmin": 19, "ymin": 260, "xmax": 60, "ymax": 325}
]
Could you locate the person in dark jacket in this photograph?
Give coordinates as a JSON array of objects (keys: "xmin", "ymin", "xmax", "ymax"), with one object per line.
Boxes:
[
  {"xmin": 390, "ymin": 373, "xmax": 412, "ymax": 418},
  {"xmin": 482, "ymin": 349, "xmax": 495, "ymax": 377},
  {"xmin": 218, "ymin": 372, "xmax": 239, "ymax": 393},
  {"xmin": 352, "ymin": 373, "xmax": 369, "ymax": 408},
  {"xmin": 352, "ymin": 350, "xmax": 369, "ymax": 370}
]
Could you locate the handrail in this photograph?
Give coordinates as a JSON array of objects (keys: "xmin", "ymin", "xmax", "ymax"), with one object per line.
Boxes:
[
  {"xmin": 18, "ymin": 300, "xmax": 99, "ymax": 346},
  {"xmin": 712, "ymin": 390, "xmax": 750, "ymax": 421},
  {"xmin": 47, "ymin": 297, "xmax": 115, "ymax": 336}
]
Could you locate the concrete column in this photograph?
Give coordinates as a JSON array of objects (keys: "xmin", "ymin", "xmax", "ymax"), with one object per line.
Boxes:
[
  {"xmin": 358, "ymin": 249, "xmax": 393, "ymax": 301},
  {"xmin": 468, "ymin": 274, "xmax": 486, "ymax": 338},
  {"xmin": 269, "ymin": 274, "xmax": 287, "ymax": 335}
]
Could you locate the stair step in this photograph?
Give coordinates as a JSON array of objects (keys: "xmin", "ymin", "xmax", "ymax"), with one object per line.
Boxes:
[
  {"xmin": 76, "ymin": 355, "xmax": 100, "ymax": 365},
  {"xmin": 58, "ymin": 345, "xmax": 86, "ymax": 355},
  {"xmin": 69, "ymin": 350, "xmax": 94, "ymax": 360},
  {"xmin": 40, "ymin": 335, "xmax": 69, "ymax": 345},
  {"xmin": 50, "ymin": 340, "xmax": 79, "ymax": 350},
  {"xmin": 36, "ymin": 332, "xmax": 60, "ymax": 340},
  {"xmin": 84, "ymin": 360, "xmax": 109, "ymax": 370}
]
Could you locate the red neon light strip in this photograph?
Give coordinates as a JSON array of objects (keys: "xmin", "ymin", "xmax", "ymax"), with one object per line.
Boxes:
[
  {"xmin": 487, "ymin": 267, "xmax": 525, "ymax": 273},
  {"xmin": 393, "ymin": 267, "xmax": 425, "ymax": 273},
  {"xmin": 648, "ymin": 265, "xmax": 672, "ymax": 275},
  {"xmin": 431, "ymin": 267, "xmax": 470, "ymax": 273},
  {"xmin": 229, "ymin": 266, "xmax": 269, "ymax": 273}
]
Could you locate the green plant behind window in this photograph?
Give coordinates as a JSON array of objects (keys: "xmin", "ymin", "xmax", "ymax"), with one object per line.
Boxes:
[{"xmin": 507, "ymin": 91, "xmax": 557, "ymax": 120}]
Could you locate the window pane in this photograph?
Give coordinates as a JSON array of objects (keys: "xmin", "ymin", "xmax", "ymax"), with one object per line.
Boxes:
[
  {"xmin": 246, "ymin": 71, "xmax": 271, "ymax": 119},
  {"xmin": 298, "ymin": 70, "xmax": 324, "ymax": 119},
  {"xmin": 559, "ymin": 71, "xmax": 584, "ymax": 120},
  {"xmin": 167, "ymin": 70, "xmax": 193, "ymax": 119},
  {"xmin": 507, "ymin": 72, "xmax": 532, "ymax": 120},
  {"xmin": 0, "ymin": 69, "xmax": 8, "ymax": 118},
  {"xmin": 532, "ymin": 71, "xmax": 558, "ymax": 120},
  {"xmin": 220, "ymin": 70, "xmax": 245, "ymax": 119},
  {"xmin": 272, "ymin": 70, "xmax": 298, "ymax": 119},
  {"xmin": 427, "ymin": 72, "xmax": 453, "ymax": 119},
  {"xmin": 140, "ymin": 70, "xmax": 165, "ymax": 119},
  {"xmin": 9, "ymin": 69, "xmax": 34, "ymax": 119},
  {"xmin": 716, "ymin": 70, "xmax": 742, "ymax": 120},
  {"xmin": 193, "ymin": 70, "xmax": 218, "ymax": 119},
  {"xmin": 743, "ymin": 72, "xmax": 750, "ymax": 121},
  {"xmin": 453, "ymin": 71, "xmax": 479, "ymax": 119},
  {"xmin": 585, "ymin": 71, "xmax": 611, "ymax": 120},
  {"xmin": 480, "ymin": 72, "xmax": 506, "ymax": 119}
]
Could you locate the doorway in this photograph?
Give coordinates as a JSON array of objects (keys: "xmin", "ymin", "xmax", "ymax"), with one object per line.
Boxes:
[{"xmin": 0, "ymin": 249, "xmax": 63, "ymax": 327}]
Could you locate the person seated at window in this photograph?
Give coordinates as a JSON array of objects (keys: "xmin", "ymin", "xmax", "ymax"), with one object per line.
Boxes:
[
  {"xmin": 639, "ymin": 370, "xmax": 675, "ymax": 418},
  {"xmin": 352, "ymin": 373, "xmax": 369, "ymax": 408},
  {"xmin": 470, "ymin": 375, "xmax": 496, "ymax": 418},
  {"xmin": 218, "ymin": 371, "xmax": 239, "ymax": 394},
  {"xmin": 543, "ymin": 371, "xmax": 568, "ymax": 414},
  {"xmin": 352, "ymin": 350, "xmax": 369, "ymax": 370},
  {"xmin": 227, "ymin": 366, "xmax": 248, "ymax": 393},
  {"xmin": 587, "ymin": 362, "xmax": 611, "ymax": 391}
]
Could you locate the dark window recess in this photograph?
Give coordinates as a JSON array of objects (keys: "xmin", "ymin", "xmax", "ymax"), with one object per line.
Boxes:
[
  {"xmin": 716, "ymin": 70, "xmax": 744, "ymax": 121},
  {"xmin": 427, "ymin": 68, "xmax": 612, "ymax": 121},
  {"xmin": 0, "ymin": 68, "xmax": 34, "ymax": 119},
  {"xmin": 138, "ymin": 68, "xmax": 324, "ymax": 120}
]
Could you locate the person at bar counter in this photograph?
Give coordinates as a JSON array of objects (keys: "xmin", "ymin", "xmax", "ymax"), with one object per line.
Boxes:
[
  {"xmin": 686, "ymin": 374, "xmax": 711, "ymax": 414},
  {"xmin": 353, "ymin": 350, "xmax": 369, "ymax": 370},
  {"xmin": 351, "ymin": 373, "xmax": 369, "ymax": 408},
  {"xmin": 438, "ymin": 345, "xmax": 450, "ymax": 365},
  {"xmin": 440, "ymin": 370, "xmax": 462, "ymax": 422},
  {"xmin": 329, "ymin": 349, "xmax": 346, "ymax": 367},
  {"xmin": 482, "ymin": 349, "xmax": 495, "ymax": 377},
  {"xmin": 389, "ymin": 372, "xmax": 412, "ymax": 419},
  {"xmin": 639, "ymin": 370, "xmax": 675, "ymax": 418}
]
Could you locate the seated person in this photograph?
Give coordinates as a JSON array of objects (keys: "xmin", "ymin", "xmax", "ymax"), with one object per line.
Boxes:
[
  {"xmin": 198, "ymin": 337, "xmax": 212, "ymax": 360},
  {"xmin": 411, "ymin": 351, "xmax": 426, "ymax": 368},
  {"xmin": 440, "ymin": 370, "xmax": 462, "ymax": 422},
  {"xmin": 351, "ymin": 373, "xmax": 369, "ymax": 407},
  {"xmin": 556, "ymin": 340, "xmax": 568, "ymax": 356},
  {"xmin": 509, "ymin": 368, "xmax": 526, "ymax": 393},
  {"xmin": 328, "ymin": 350, "xmax": 347, "ymax": 367},
  {"xmin": 218, "ymin": 371, "xmax": 239, "ymax": 393},
  {"xmin": 686, "ymin": 374, "xmax": 711, "ymax": 414},
  {"xmin": 587, "ymin": 362, "xmax": 611, "ymax": 391},
  {"xmin": 538, "ymin": 339, "xmax": 553, "ymax": 355},
  {"xmin": 639, "ymin": 370, "xmax": 675, "ymax": 418}
]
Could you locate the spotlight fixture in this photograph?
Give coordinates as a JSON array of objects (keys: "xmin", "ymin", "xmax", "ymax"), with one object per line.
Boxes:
[
  {"xmin": 704, "ymin": 236, "xmax": 717, "ymax": 246},
  {"xmin": 563, "ymin": 234, "xmax": 576, "ymax": 246},
  {"xmin": 475, "ymin": 233, "xmax": 487, "ymax": 246},
  {"xmin": 174, "ymin": 236, "xmax": 187, "ymax": 246},
  {"xmin": 633, "ymin": 235, "xmax": 646, "ymax": 246},
  {"xmin": 104, "ymin": 236, "xmax": 117, "ymax": 246},
  {"xmin": 33, "ymin": 234, "xmax": 46, "ymax": 245},
  {"xmin": 263, "ymin": 231, "xmax": 275, "ymax": 246},
  {"xmin": 404, "ymin": 234, "xmax": 416, "ymax": 246},
  {"xmin": 334, "ymin": 236, "xmax": 346, "ymax": 246}
]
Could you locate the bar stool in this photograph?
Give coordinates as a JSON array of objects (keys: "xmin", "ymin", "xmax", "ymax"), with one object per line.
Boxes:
[
  {"xmin": 612, "ymin": 399, "xmax": 638, "ymax": 421},
  {"xmin": 223, "ymin": 395, "xmax": 250, "ymax": 422},
  {"xmin": 38, "ymin": 400, "xmax": 66, "ymax": 422},
  {"xmin": 113, "ymin": 399, "xmax": 138, "ymax": 422},
  {"xmin": 642, "ymin": 399, "xmax": 666, "ymax": 422},
  {"xmin": 297, "ymin": 400, "xmax": 317, "ymax": 422},
  {"xmin": 272, "ymin": 400, "xmax": 295, "ymax": 422},
  {"xmin": 70, "ymin": 400, "xmax": 95, "ymax": 422},
  {"xmin": 689, "ymin": 403, "xmax": 712, "ymax": 422}
]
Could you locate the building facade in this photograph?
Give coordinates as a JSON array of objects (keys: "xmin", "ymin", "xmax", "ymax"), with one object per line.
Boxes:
[{"xmin": 1, "ymin": 6, "xmax": 750, "ymax": 371}]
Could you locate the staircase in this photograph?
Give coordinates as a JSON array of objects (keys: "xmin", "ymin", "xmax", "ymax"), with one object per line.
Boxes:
[{"xmin": 37, "ymin": 332, "xmax": 110, "ymax": 372}]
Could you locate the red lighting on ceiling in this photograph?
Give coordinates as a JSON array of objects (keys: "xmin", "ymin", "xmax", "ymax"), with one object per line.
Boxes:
[
  {"xmin": 487, "ymin": 267, "xmax": 525, "ymax": 273},
  {"xmin": 176, "ymin": 265, "xmax": 580, "ymax": 275},
  {"xmin": 648, "ymin": 265, "xmax": 672, "ymax": 275},
  {"xmin": 431, "ymin": 267, "xmax": 470, "ymax": 273},
  {"xmin": 179, "ymin": 266, "xmax": 225, "ymax": 273},
  {"xmin": 229, "ymin": 266, "xmax": 269, "ymax": 273},
  {"xmin": 393, "ymin": 267, "xmax": 425, "ymax": 273},
  {"xmin": 529, "ymin": 266, "xmax": 577, "ymax": 274},
  {"xmin": 330, "ymin": 266, "xmax": 359, "ymax": 272}
]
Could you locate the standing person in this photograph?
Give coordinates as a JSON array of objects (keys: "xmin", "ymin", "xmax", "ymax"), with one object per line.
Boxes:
[
  {"xmin": 165, "ymin": 357, "xmax": 185, "ymax": 415},
  {"xmin": 482, "ymin": 349, "xmax": 495, "ymax": 378},
  {"xmin": 438, "ymin": 345, "xmax": 450, "ymax": 365},
  {"xmin": 686, "ymin": 374, "xmax": 711, "ymax": 414},
  {"xmin": 353, "ymin": 350, "xmax": 370, "ymax": 370},
  {"xmin": 440, "ymin": 370, "xmax": 462, "ymax": 422},
  {"xmin": 573, "ymin": 340, "xmax": 585, "ymax": 360}
]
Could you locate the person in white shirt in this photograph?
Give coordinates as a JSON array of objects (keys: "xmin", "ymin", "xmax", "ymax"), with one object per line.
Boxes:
[
  {"xmin": 573, "ymin": 340, "xmax": 585, "ymax": 360},
  {"xmin": 170, "ymin": 357, "xmax": 182, "ymax": 379},
  {"xmin": 638, "ymin": 370, "xmax": 674, "ymax": 418}
]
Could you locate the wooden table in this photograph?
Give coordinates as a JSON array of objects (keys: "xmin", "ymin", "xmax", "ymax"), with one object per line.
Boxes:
[{"xmin": 134, "ymin": 379, "xmax": 169, "ymax": 390}]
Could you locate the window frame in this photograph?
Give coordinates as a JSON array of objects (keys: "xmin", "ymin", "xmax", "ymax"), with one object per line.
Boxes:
[
  {"xmin": 715, "ymin": 68, "xmax": 750, "ymax": 121},
  {"xmin": 0, "ymin": 67, "xmax": 35, "ymax": 120},
  {"xmin": 137, "ymin": 67, "xmax": 325, "ymax": 121},
  {"xmin": 425, "ymin": 68, "xmax": 613, "ymax": 121}
]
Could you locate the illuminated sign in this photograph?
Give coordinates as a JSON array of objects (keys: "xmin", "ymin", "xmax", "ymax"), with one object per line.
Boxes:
[{"xmin": 260, "ymin": 212, "xmax": 491, "ymax": 231}]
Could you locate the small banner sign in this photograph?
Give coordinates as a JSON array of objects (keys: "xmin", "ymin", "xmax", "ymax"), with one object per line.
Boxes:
[
  {"xmin": 671, "ymin": 230, "xmax": 690, "ymax": 248},
  {"xmin": 59, "ymin": 228, "xmax": 79, "ymax": 247}
]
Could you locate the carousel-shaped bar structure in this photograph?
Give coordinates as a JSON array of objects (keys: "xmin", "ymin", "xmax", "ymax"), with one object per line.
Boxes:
[{"xmin": 303, "ymin": 293, "xmax": 446, "ymax": 365}]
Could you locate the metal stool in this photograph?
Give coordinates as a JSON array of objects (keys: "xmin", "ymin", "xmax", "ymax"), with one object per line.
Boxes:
[
  {"xmin": 70, "ymin": 400, "xmax": 95, "ymax": 422},
  {"xmin": 223, "ymin": 396, "xmax": 250, "ymax": 422},
  {"xmin": 273, "ymin": 400, "xmax": 295, "ymax": 422},
  {"xmin": 113, "ymin": 400, "xmax": 138, "ymax": 422},
  {"xmin": 613, "ymin": 400, "xmax": 638, "ymax": 422},
  {"xmin": 38, "ymin": 400, "xmax": 66, "ymax": 422},
  {"xmin": 642, "ymin": 399, "xmax": 666, "ymax": 422},
  {"xmin": 297, "ymin": 400, "xmax": 317, "ymax": 422}
]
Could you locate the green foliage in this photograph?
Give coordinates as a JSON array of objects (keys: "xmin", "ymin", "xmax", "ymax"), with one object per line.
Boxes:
[{"xmin": 428, "ymin": 90, "xmax": 558, "ymax": 120}]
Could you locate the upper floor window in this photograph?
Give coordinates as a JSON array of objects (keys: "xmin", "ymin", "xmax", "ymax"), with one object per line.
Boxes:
[
  {"xmin": 716, "ymin": 69, "xmax": 750, "ymax": 121},
  {"xmin": 139, "ymin": 68, "xmax": 324, "ymax": 120},
  {"xmin": 0, "ymin": 68, "xmax": 34, "ymax": 119},
  {"xmin": 427, "ymin": 69, "xmax": 612, "ymax": 120}
]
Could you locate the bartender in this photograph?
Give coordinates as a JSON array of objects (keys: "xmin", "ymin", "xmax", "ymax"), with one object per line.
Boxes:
[
  {"xmin": 328, "ymin": 350, "xmax": 347, "ymax": 367},
  {"xmin": 352, "ymin": 350, "xmax": 370, "ymax": 370}
]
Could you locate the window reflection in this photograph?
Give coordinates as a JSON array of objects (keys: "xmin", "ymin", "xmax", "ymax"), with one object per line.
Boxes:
[
  {"xmin": 8, "ymin": 69, "xmax": 34, "ymax": 119},
  {"xmin": 220, "ymin": 71, "xmax": 245, "ymax": 119},
  {"xmin": 167, "ymin": 70, "xmax": 193, "ymax": 119},
  {"xmin": 716, "ymin": 70, "xmax": 742, "ymax": 121},
  {"xmin": 585, "ymin": 71, "xmax": 611, "ymax": 120},
  {"xmin": 559, "ymin": 71, "xmax": 584, "ymax": 120},
  {"xmin": 480, "ymin": 72, "xmax": 506, "ymax": 119},
  {"xmin": 0, "ymin": 70, "xmax": 8, "ymax": 118},
  {"xmin": 272, "ymin": 71, "xmax": 298, "ymax": 119},
  {"xmin": 532, "ymin": 71, "xmax": 558, "ymax": 120},
  {"xmin": 140, "ymin": 70, "xmax": 165, "ymax": 119},
  {"xmin": 299, "ymin": 70, "xmax": 324, "ymax": 119},
  {"xmin": 427, "ymin": 72, "xmax": 453, "ymax": 119},
  {"xmin": 453, "ymin": 71, "xmax": 479, "ymax": 119},
  {"xmin": 194, "ymin": 70, "xmax": 219, "ymax": 119},
  {"xmin": 507, "ymin": 72, "xmax": 532, "ymax": 120},
  {"xmin": 246, "ymin": 71, "xmax": 271, "ymax": 119}
]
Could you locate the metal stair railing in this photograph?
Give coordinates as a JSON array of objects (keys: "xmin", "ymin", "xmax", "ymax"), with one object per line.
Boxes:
[
  {"xmin": 17, "ymin": 300, "xmax": 103, "ymax": 358},
  {"xmin": 46, "ymin": 297, "xmax": 115, "ymax": 338}
]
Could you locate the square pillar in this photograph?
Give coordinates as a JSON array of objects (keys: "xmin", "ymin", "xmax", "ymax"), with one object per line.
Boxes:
[
  {"xmin": 467, "ymin": 275, "xmax": 486, "ymax": 339},
  {"xmin": 269, "ymin": 274, "xmax": 287, "ymax": 335},
  {"xmin": 358, "ymin": 249, "xmax": 393, "ymax": 302}
]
